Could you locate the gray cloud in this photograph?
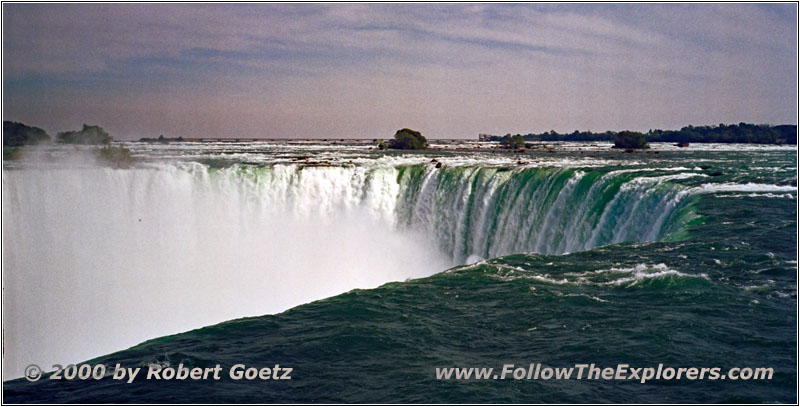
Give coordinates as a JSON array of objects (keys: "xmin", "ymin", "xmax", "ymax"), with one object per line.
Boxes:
[{"xmin": 3, "ymin": 3, "xmax": 796, "ymax": 140}]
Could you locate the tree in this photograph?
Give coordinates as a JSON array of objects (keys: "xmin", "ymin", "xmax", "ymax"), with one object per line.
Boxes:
[
  {"xmin": 613, "ymin": 131, "xmax": 649, "ymax": 149},
  {"xmin": 3, "ymin": 121, "xmax": 50, "ymax": 147},
  {"xmin": 499, "ymin": 134, "xmax": 525, "ymax": 149},
  {"xmin": 57, "ymin": 124, "xmax": 112, "ymax": 144},
  {"xmin": 96, "ymin": 145, "xmax": 135, "ymax": 168},
  {"xmin": 388, "ymin": 128, "xmax": 427, "ymax": 150}
]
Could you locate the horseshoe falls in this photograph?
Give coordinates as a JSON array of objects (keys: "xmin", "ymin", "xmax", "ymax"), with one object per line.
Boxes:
[
  {"xmin": 3, "ymin": 142, "xmax": 796, "ymax": 403},
  {"xmin": 393, "ymin": 165, "xmax": 693, "ymax": 260}
]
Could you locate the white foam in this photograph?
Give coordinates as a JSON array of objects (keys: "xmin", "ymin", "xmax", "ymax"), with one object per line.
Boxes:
[
  {"xmin": 530, "ymin": 275, "xmax": 571, "ymax": 285},
  {"xmin": 721, "ymin": 193, "xmax": 795, "ymax": 199},
  {"xmin": 605, "ymin": 267, "xmax": 708, "ymax": 287},
  {"xmin": 492, "ymin": 263, "xmax": 708, "ymax": 289},
  {"xmin": 694, "ymin": 182, "xmax": 797, "ymax": 194}
]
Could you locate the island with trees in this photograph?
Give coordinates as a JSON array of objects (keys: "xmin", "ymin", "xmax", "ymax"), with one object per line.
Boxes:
[
  {"xmin": 487, "ymin": 123, "xmax": 797, "ymax": 145},
  {"xmin": 139, "ymin": 135, "xmax": 184, "ymax": 143},
  {"xmin": 3, "ymin": 121, "xmax": 51, "ymax": 159},
  {"xmin": 57, "ymin": 124, "xmax": 112, "ymax": 144},
  {"xmin": 387, "ymin": 128, "xmax": 427, "ymax": 150},
  {"xmin": 4, "ymin": 121, "xmax": 50, "ymax": 147},
  {"xmin": 612, "ymin": 131, "xmax": 649, "ymax": 149},
  {"xmin": 499, "ymin": 134, "xmax": 526, "ymax": 150},
  {"xmin": 3, "ymin": 121, "xmax": 134, "ymax": 166}
]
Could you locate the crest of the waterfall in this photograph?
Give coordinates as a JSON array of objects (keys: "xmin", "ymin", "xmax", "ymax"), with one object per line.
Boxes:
[{"xmin": 393, "ymin": 166, "xmax": 698, "ymax": 262}]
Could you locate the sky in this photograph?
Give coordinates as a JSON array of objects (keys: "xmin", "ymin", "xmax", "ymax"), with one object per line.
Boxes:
[{"xmin": 2, "ymin": 3, "xmax": 797, "ymax": 140}]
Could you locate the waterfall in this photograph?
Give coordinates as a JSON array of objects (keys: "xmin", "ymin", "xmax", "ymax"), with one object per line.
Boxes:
[{"xmin": 2, "ymin": 161, "xmax": 694, "ymax": 377}]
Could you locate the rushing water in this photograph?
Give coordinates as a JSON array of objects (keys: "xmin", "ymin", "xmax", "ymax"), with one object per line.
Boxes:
[{"xmin": 2, "ymin": 141, "xmax": 796, "ymax": 403}]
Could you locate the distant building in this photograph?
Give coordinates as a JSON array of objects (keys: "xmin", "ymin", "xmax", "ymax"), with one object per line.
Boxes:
[{"xmin": 478, "ymin": 133, "xmax": 496, "ymax": 141}]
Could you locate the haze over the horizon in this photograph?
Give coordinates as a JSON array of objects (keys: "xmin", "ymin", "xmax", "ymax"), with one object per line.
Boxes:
[{"xmin": 3, "ymin": 3, "xmax": 797, "ymax": 140}]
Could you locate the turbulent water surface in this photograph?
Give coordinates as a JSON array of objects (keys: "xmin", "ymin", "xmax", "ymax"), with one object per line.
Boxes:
[{"xmin": 2, "ymin": 141, "xmax": 797, "ymax": 403}]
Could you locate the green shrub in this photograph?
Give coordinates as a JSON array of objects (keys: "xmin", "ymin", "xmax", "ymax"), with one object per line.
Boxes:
[
  {"xmin": 388, "ymin": 128, "xmax": 427, "ymax": 150},
  {"xmin": 3, "ymin": 121, "xmax": 50, "ymax": 147},
  {"xmin": 58, "ymin": 124, "xmax": 112, "ymax": 145},
  {"xmin": 500, "ymin": 134, "xmax": 525, "ymax": 149},
  {"xmin": 613, "ymin": 131, "xmax": 649, "ymax": 149},
  {"xmin": 96, "ymin": 145, "xmax": 135, "ymax": 168},
  {"xmin": 3, "ymin": 146, "xmax": 23, "ymax": 160}
]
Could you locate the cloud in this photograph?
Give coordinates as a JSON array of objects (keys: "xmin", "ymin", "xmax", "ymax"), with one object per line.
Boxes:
[{"xmin": 3, "ymin": 3, "xmax": 796, "ymax": 139}]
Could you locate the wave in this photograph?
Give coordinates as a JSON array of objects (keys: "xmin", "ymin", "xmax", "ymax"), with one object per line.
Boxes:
[
  {"xmin": 691, "ymin": 182, "xmax": 797, "ymax": 194},
  {"xmin": 721, "ymin": 193, "xmax": 796, "ymax": 199},
  {"xmin": 479, "ymin": 261, "xmax": 709, "ymax": 289}
]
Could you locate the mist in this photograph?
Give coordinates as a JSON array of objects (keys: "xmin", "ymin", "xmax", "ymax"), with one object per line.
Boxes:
[{"xmin": 2, "ymin": 159, "xmax": 450, "ymax": 379}]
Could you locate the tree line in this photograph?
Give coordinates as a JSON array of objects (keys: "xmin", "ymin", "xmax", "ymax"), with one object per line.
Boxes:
[
  {"xmin": 3, "ymin": 121, "xmax": 133, "ymax": 167},
  {"xmin": 489, "ymin": 123, "xmax": 797, "ymax": 145},
  {"xmin": 4, "ymin": 121, "xmax": 112, "ymax": 147}
]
